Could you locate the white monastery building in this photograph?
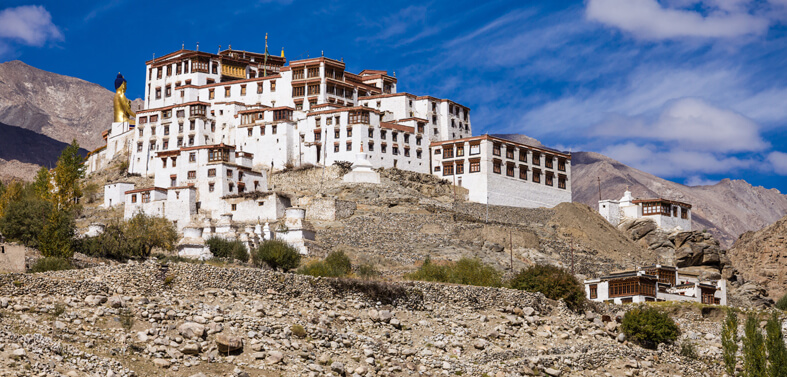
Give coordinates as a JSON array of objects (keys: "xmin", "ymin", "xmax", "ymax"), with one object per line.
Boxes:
[
  {"xmin": 599, "ymin": 190, "xmax": 691, "ymax": 231},
  {"xmin": 87, "ymin": 44, "xmax": 573, "ymax": 257},
  {"xmin": 430, "ymin": 135, "xmax": 571, "ymax": 208},
  {"xmin": 584, "ymin": 265, "xmax": 726, "ymax": 305}
]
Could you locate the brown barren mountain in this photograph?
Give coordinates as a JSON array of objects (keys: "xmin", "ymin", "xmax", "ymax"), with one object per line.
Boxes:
[
  {"xmin": 0, "ymin": 60, "xmax": 140, "ymax": 181},
  {"xmin": 727, "ymin": 214, "xmax": 787, "ymax": 298},
  {"xmin": 571, "ymin": 151, "xmax": 787, "ymax": 248}
]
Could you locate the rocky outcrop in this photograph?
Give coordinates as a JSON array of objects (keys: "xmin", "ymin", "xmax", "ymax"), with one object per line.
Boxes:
[
  {"xmin": 618, "ymin": 218, "xmax": 729, "ymax": 273},
  {"xmin": 727, "ymin": 214, "xmax": 787, "ymax": 299}
]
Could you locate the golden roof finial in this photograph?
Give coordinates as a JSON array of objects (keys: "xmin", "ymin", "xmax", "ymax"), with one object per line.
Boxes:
[{"xmin": 280, "ymin": 47, "xmax": 285, "ymax": 58}]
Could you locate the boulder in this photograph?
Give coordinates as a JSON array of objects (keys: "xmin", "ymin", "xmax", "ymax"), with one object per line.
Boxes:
[
  {"xmin": 701, "ymin": 245, "xmax": 721, "ymax": 266},
  {"xmin": 482, "ymin": 241, "xmax": 504, "ymax": 253},
  {"xmin": 181, "ymin": 342, "xmax": 200, "ymax": 355},
  {"xmin": 621, "ymin": 218, "xmax": 657, "ymax": 240},
  {"xmin": 107, "ymin": 296, "xmax": 124, "ymax": 308},
  {"xmin": 265, "ymin": 350, "xmax": 283, "ymax": 364},
  {"xmin": 152, "ymin": 358, "xmax": 171, "ymax": 368},
  {"xmin": 84, "ymin": 295, "xmax": 107, "ymax": 306},
  {"xmin": 676, "ymin": 246, "xmax": 702, "ymax": 267},
  {"xmin": 672, "ymin": 231, "xmax": 694, "ymax": 248},
  {"xmin": 216, "ymin": 333, "xmax": 243, "ymax": 353},
  {"xmin": 178, "ymin": 322, "xmax": 205, "ymax": 339}
]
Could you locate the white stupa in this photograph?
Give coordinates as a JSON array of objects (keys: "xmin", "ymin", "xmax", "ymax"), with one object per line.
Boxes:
[{"xmin": 343, "ymin": 146, "xmax": 380, "ymax": 184}]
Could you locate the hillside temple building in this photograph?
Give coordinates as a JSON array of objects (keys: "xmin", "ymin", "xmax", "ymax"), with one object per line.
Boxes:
[
  {"xmin": 584, "ymin": 265, "xmax": 726, "ymax": 305},
  {"xmin": 599, "ymin": 189, "xmax": 692, "ymax": 231},
  {"xmin": 87, "ymin": 43, "xmax": 572, "ymax": 256}
]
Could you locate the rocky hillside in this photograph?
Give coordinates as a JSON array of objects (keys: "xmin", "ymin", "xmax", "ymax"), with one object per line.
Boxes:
[
  {"xmin": 727, "ymin": 214, "xmax": 787, "ymax": 299},
  {"xmin": 0, "ymin": 261, "xmax": 738, "ymax": 376},
  {"xmin": 269, "ymin": 166, "xmax": 655, "ymax": 279},
  {"xmin": 571, "ymin": 151, "xmax": 787, "ymax": 248}
]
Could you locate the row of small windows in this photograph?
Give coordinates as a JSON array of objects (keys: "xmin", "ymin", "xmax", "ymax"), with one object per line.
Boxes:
[
  {"xmin": 330, "ymin": 142, "xmax": 423, "ymax": 158},
  {"xmin": 149, "ymin": 59, "xmax": 277, "ymax": 81},
  {"xmin": 641, "ymin": 202, "xmax": 690, "ymax": 219},
  {"xmin": 206, "ymin": 82, "xmax": 277, "ymax": 100},
  {"xmin": 437, "ymin": 160, "xmax": 567, "ymax": 189},
  {"xmin": 138, "ymin": 105, "xmax": 207, "ymax": 124}
]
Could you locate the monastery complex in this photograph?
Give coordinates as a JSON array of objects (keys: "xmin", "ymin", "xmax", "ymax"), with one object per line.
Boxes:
[{"xmin": 87, "ymin": 45, "xmax": 573, "ymax": 257}]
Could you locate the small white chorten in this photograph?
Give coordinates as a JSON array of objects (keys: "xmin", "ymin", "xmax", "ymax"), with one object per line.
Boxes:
[{"xmin": 343, "ymin": 146, "xmax": 380, "ymax": 184}]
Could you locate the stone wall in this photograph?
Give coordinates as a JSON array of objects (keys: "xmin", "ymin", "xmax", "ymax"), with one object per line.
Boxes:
[
  {"xmin": 299, "ymin": 197, "xmax": 357, "ymax": 221},
  {"xmin": 0, "ymin": 261, "xmax": 548, "ymax": 312},
  {"xmin": 0, "ymin": 243, "xmax": 26, "ymax": 273}
]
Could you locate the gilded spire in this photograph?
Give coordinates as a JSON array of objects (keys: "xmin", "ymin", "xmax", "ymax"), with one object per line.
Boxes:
[{"xmin": 281, "ymin": 48, "xmax": 285, "ymax": 58}]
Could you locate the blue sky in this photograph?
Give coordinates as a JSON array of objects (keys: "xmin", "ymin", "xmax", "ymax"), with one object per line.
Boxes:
[{"xmin": 1, "ymin": 0, "xmax": 786, "ymax": 192}]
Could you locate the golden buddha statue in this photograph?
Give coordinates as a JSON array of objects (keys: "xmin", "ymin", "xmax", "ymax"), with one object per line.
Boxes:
[{"xmin": 113, "ymin": 73, "xmax": 136, "ymax": 124}]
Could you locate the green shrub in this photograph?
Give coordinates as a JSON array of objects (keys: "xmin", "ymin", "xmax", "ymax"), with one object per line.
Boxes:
[
  {"xmin": 206, "ymin": 237, "xmax": 249, "ymax": 262},
  {"xmin": 508, "ymin": 264, "xmax": 584, "ymax": 310},
  {"xmin": 448, "ymin": 258, "xmax": 502, "ymax": 287},
  {"xmin": 405, "ymin": 256, "xmax": 448, "ymax": 282},
  {"xmin": 621, "ymin": 306, "xmax": 679, "ymax": 349},
  {"xmin": 52, "ymin": 302, "xmax": 66, "ymax": 318},
  {"xmin": 290, "ymin": 324, "xmax": 307, "ymax": 338},
  {"xmin": 298, "ymin": 251, "xmax": 353, "ymax": 277},
  {"xmin": 680, "ymin": 341, "xmax": 698, "ymax": 359},
  {"xmin": 406, "ymin": 256, "xmax": 502, "ymax": 287},
  {"xmin": 30, "ymin": 257, "xmax": 72, "ymax": 273},
  {"xmin": 776, "ymin": 293, "xmax": 787, "ymax": 311},
  {"xmin": 252, "ymin": 240, "xmax": 301, "ymax": 271},
  {"xmin": 325, "ymin": 251, "xmax": 352, "ymax": 275},
  {"xmin": 118, "ymin": 308, "xmax": 135, "ymax": 331},
  {"xmin": 357, "ymin": 263, "xmax": 381, "ymax": 280}
]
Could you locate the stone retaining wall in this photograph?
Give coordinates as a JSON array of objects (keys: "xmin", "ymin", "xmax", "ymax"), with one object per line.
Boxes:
[{"xmin": 0, "ymin": 261, "xmax": 548, "ymax": 312}]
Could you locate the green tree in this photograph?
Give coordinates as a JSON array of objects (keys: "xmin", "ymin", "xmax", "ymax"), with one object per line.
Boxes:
[
  {"xmin": 620, "ymin": 306, "xmax": 680, "ymax": 349},
  {"xmin": 0, "ymin": 195, "xmax": 52, "ymax": 248},
  {"xmin": 743, "ymin": 313, "xmax": 766, "ymax": 377},
  {"xmin": 52, "ymin": 140, "xmax": 85, "ymax": 209},
  {"xmin": 766, "ymin": 312, "xmax": 787, "ymax": 377},
  {"xmin": 508, "ymin": 264, "xmax": 584, "ymax": 310},
  {"xmin": 37, "ymin": 209, "xmax": 76, "ymax": 258},
  {"xmin": 32, "ymin": 166, "xmax": 52, "ymax": 200},
  {"xmin": 0, "ymin": 180, "xmax": 25, "ymax": 218},
  {"xmin": 722, "ymin": 309, "xmax": 740, "ymax": 377},
  {"xmin": 124, "ymin": 213, "xmax": 177, "ymax": 257}
]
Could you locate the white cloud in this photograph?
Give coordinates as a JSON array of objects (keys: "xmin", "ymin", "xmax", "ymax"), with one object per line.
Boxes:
[
  {"xmin": 601, "ymin": 142, "xmax": 754, "ymax": 177},
  {"xmin": 586, "ymin": 0, "xmax": 769, "ymax": 39},
  {"xmin": 0, "ymin": 5, "xmax": 63, "ymax": 46},
  {"xmin": 767, "ymin": 151, "xmax": 787, "ymax": 175},
  {"xmin": 592, "ymin": 97, "xmax": 769, "ymax": 153},
  {"xmin": 684, "ymin": 175, "xmax": 720, "ymax": 186}
]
